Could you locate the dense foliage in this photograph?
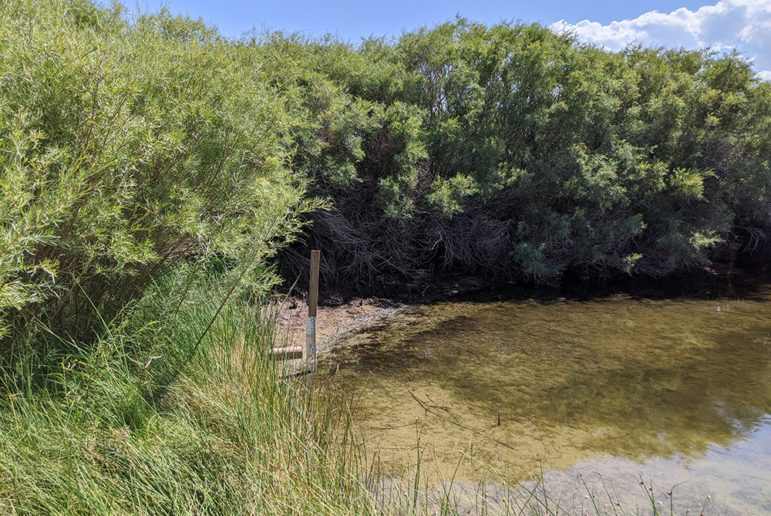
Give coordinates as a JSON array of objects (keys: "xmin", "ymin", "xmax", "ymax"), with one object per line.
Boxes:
[
  {"xmin": 0, "ymin": 1, "xmax": 316, "ymax": 346},
  {"xmin": 1, "ymin": 1, "xmax": 770, "ymax": 348},
  {"xmin": 0, "ymin": 2, "xmax": 768, "ymax": 513},
  {"xmin": 274, "ymin": 21, "xmax": 770, "ymax": 286}
]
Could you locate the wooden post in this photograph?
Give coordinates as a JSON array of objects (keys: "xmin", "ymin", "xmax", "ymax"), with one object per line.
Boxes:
[
  {"xmin": 306, "ymin": 250, "xmax": 320, "ymax": 370},
  {"xmin": 308, "ymin": 250, "xmax": 320, "ymax": 318},
  {"xmin": 268, "ymin": 346, "xmax": 303, "ymax": 360}
]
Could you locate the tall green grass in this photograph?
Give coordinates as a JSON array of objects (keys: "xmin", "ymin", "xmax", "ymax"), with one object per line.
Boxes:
[{"xmin": 0, "ymin": 265, "xmax": 373, "ymax": 514}]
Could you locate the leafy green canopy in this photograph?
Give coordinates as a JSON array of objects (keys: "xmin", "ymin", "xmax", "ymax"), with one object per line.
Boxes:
[
  {"xmin": 273, "ymin": 20, "xmax": 769, "ymax": 285},
  {"xmin": 0, "ymin": 1, "xmax": 317, "ymax": 345},
  {"xmin": 1, "ymin": 2, "xmax": 769, "ymax": 347}
]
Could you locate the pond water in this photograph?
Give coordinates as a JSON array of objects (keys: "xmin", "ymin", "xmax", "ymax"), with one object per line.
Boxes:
[{"xmin": 319, "ymin": 281, "xmax": 771, "ymax": 514}]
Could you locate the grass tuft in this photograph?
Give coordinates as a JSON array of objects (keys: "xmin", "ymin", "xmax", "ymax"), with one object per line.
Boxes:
[{"xmin": 0, "ymin": 267, "xmax": 372, "ymax": 515}]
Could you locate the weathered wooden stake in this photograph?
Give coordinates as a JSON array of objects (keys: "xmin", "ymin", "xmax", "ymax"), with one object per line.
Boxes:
[
  {"xmin": 306, "ymin": 250, "xmax": 320, "ymax": 371},
  {"xmin": 268, "ymin": 346, "xmax": 303, "ymax": 360}
]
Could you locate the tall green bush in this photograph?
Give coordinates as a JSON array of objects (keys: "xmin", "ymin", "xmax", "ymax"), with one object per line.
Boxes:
[
  {"xmin": 0, "ymin": 1, "xmax": 316, "ymax": 347},
  {"xmin": 276, "ymin": 20, "xmax": 770, "ymax": 285},
  {"xmin": 2, "ymin": 2, "xmax": 769, "ymax": 349}
]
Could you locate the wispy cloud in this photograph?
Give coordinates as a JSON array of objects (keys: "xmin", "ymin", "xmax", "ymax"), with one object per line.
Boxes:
[{"xmin": 550, "ymin": 0, "xmax": 771, "ymax": 81}]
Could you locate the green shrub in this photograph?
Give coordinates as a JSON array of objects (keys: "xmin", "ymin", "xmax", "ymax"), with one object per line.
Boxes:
[
  {"xmin": 277, "ymin": 20, "xmax": 770, "ymax": 285},
  {"xmin": 0, "ymin": 0, "xmax": 316, "ymax": 348},
  {"xmin": 2, "ymin": 1, "xmax": 769, "ymax": 347}
]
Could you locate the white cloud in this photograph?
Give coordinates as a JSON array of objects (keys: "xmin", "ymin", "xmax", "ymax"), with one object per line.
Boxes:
[{"xmin": 550, "ymin": 0, "xmax": 771, "ymax": 81}]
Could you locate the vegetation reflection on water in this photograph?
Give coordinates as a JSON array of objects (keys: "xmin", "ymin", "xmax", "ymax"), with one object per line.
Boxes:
[{"xmin": 320, "ymin": 283, "xmax": 771, "ymax": 513}]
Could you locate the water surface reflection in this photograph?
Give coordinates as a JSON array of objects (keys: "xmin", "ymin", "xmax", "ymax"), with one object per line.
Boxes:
[{"xmin": 321, "ymin": 284, "xmax": 771, "ymax": 512}]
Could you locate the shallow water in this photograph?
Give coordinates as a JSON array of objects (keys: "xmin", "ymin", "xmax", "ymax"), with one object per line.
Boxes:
[{"xmin": 320, "ymin": 282, "xmax": 771, "ymax": 514}]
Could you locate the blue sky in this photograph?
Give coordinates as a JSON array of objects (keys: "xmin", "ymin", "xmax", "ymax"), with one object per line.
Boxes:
[{"xmin": 139, "ymin": 0, "xmax": 771, "ymax": 79}]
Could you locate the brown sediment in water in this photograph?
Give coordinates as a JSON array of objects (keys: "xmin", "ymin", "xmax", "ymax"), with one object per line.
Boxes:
[{"xmin": 316, "ymin": 283, "xmax": 771, "ymax": 509}]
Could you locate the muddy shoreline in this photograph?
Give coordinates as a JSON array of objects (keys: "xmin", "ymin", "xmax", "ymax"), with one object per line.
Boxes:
[
  {"xmin": 275, "ymin": 264, "xmax": 770, "ymax": 357},
  {"xmin": 275, "ymin": 296, "xmax": 404, "ymax": 356}
]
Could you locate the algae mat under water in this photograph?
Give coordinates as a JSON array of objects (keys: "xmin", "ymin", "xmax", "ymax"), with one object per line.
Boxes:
[{"xmin": 320, "ymin": 284, "xmax": 771, "ymax": 513}]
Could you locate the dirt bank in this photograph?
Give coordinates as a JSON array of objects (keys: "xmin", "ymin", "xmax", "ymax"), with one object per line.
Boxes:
[
  {"xmin": 273, "ymin": 274, "xmax": 494, "ymax": 356},
  {"xmin": 274, "ymin": 296, "xmax": 404, "ymax": 355},
  {"xmin": 273, "ymin": 262, "xmax": 770, "ymax": 360}
]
